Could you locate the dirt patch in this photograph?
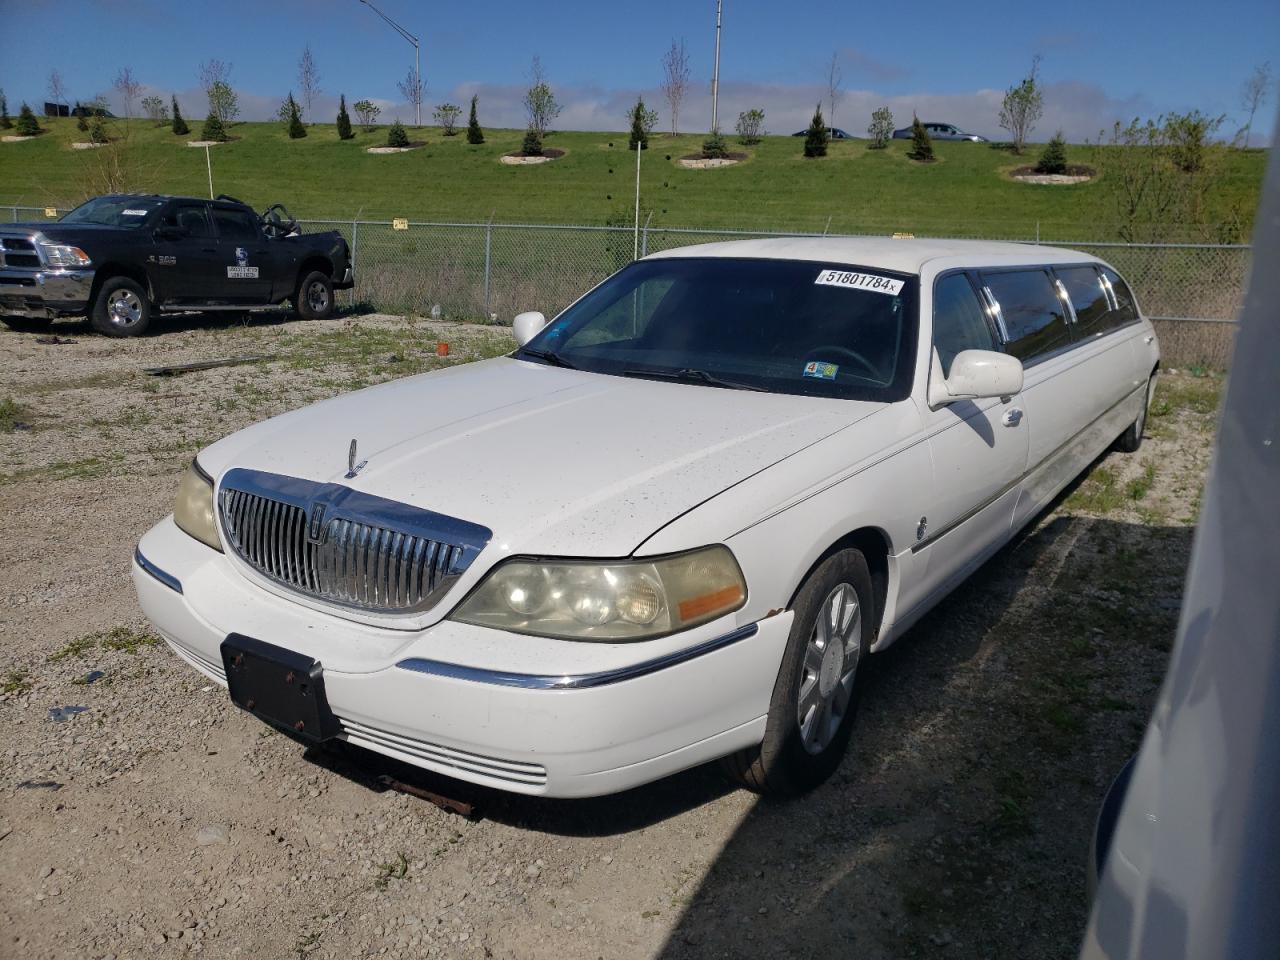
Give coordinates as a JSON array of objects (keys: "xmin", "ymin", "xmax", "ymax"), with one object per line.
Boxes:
[
  {"xmin": 1011, "ymin": 164, "xmax": 1096, "ymax": 184},
  {"xmin": 2, "ymin": 135, "xmax": 39, "ymax": 143},
  {"xmin": 70, "ymin": 142, "xmax": 108, "ymax": 151},
  {"xmin": 678, "ymin": 152, "xmax": 746, "ymax": 169},
  {"xmin": 367, "ymin": 142, "xmax": 428, "ymax": 155},
  {"xmin": 501, "ymin": 148, "xmax": 566, "ymax": 164},
  {"xmin": 0, "ymin": 319, "xmax": 1218, "ymax": 960}
]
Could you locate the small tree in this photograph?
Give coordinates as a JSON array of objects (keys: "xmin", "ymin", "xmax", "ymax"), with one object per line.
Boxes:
[
  {"xmin": 1166, "ymin": 111, "xmax": 1224, "ymax": 173},
  {"xmin": 999, "ymin": 55, "xmax": 1044, "ymax": 154},
  {"xmin": 397, "ymin": 68, "xmax": 424, "ymax": 126},
  {"xmin": 75, "ymin": 101, "xmax": 89, "ymax": 131},
  {"xmin": 867, "ymin": 106, "xmax": 894, "ymax": 149},
  {"xmin": 1035, "ymin": 131, "xmax": 1067, "ymax": 174},
  {"xmin": 280, "ymin": 92, "xmax": 306, "ymax": 139},
  {"xmin": 1238, "ymin": 62, "xmax": 1272, "ymax": 148},
  {"xmin": 88, "ymin": 113, "xmax": 109, "ymax": 144},
  {"xmin": 521, "ymin": 127, "xmax": 543, "ymax": 156},
  {"xmin": 735, "ymin": 108, "xmax": 765, "ymax": 145},
  {"xmin": 201, "ymin": 110, "xmax": 228, "ymax": 142},
  {"xmin": 824, "ymin": 51, "xmax": 843, "ymax": 129},
  {"xmin": 48, "ymin": 69, "xmax": 68, "ymax": 116},
  {"xmin": 353, "ymin": 99, "xmax": 380, "ymax": 131},
  {"xmin": 113, "ymin": 66, "xmax": 142, "ymax": 120},
  {"xmin": 0, "ymin": 90, "xmax": 11, "ymax": 129},
  {"xmin": 386, "ymin": 120, "xmax": 409, "ymax": 148},
  {"xmin": 297, "ymin": 43, "xmax": 320, "ymax": 122},
  {"xmin": 171, "ymin": 96, "xmax": 189, "ymax": 135},
  {"xmin": 702, "ymin": 130, "xmax": 728, "ymax": 159},
  {"xmin": 660, "ymin": 38, "xmax": 691, "ymax": 136},
  {"xmin": 628, "ymin": 97, "xmax": 656, "ymax": 150},
  {"xmin": 141, "ymin": 95, "xmax": 168, "ymax": 124},
  {"xmin": 466, "ymin": 95, "xmax": 484, "ymax": 144},
  {"xmin": 15, "ymin": 103, "xmax": 41, "ymax": 137},
  {"xmin": 433, "ymin": 103, "xmax": 462, "ymax": 136},
  {"xmin": 803, "ymin": 104, "xmax": 828, "ymax": 158},
  {"xmin": 523, "ymin": 56, "xmax": 561, "ymax": 137},
  {"xmin": 907, "ymin": 114, "xmax": 934, "ymax": 161},
  {"xmin": 198, "ymin": 60, "xmax": 239, "ymax": 123},
  {"xmin": 336, "ymin": 94, "xmax": 353, "ymax": 140}
]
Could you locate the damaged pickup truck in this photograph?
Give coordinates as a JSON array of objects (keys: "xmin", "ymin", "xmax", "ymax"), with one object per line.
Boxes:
[{"xmin": 0, "ymin": 194, "xmax": 353, "ymax": 336}]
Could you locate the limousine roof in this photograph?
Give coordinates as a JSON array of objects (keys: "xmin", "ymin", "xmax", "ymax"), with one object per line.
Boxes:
[{"xmin": 646, "ymin": 236, "xmax": 1100, "ymax": 275}]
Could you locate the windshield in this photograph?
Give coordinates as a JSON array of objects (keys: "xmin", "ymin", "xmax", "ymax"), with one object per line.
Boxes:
[
  {"xmin": 60, "ymin": 196, "xmax": 165, "ymax": 228},
  {"xmin": 522, "ymin": 257, "xmax": 918, "ymax": 401}
]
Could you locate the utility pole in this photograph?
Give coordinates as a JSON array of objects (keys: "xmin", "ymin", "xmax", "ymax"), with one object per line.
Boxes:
[
  {"xmin": 359, "ymin": 0, "xmax": 422, "ymax": 127},
  {"xmin": 710, "ymin": 0, "xmax": 723, "ymax": 133}
]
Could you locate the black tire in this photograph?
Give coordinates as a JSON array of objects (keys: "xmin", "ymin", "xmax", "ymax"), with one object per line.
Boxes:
[
  {"xmin": 720, "ymin": 548, "xmax": 875, "ymax": 796},
  {"xmin": 1116, "ymin": 373, "xmax": 1157, "ymax": 453},
  {"xmin": 1, "ymin": 315, "xmax": 53, "ymax": 333},
  {"xmin": 294, "ymin": 270, "xmax": 334, "ymax": 320},
  {"xmin": 90, "ymin": 276, "xmax": 152, "ymax": 337}
]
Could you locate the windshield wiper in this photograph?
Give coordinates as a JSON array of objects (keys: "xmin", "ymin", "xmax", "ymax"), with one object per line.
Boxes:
[
  {"xmin": 518, "ymin": 347, "xmax": 577, "ymax": 369},
  {"xmin": 622, "ymin": 367, "xmax": 766, "ymax": 392}
]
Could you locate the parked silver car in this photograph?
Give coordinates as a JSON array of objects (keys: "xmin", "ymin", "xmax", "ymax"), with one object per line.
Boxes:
[{"xmin": 892, "ymin": 122, "xmax": 987, "ymax": 142}]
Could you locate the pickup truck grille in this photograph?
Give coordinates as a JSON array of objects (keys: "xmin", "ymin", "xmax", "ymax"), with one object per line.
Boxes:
[
  {"xmin": 0, "ymin": 237, "xmax": 40, "ymax": 269},
  {"xmin": 216, "ymin": 469, "xmax": 491, "ymax": 615}
]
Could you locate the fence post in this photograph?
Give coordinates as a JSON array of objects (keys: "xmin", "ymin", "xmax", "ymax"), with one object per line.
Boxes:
[
  {"xmin": 483, "ymin": 218, "xmax": 493, "ymax": 316},
  {"xmin": 641, "ymin": 211, "xmax": 653, "ymax": 258}
]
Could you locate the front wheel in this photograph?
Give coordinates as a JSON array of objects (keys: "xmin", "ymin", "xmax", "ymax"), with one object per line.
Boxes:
[
  {"xmin": 720, "ymin": 548, "xmax": 874, "ymax": 796},
  {"xmin": 294, "ymin": 271, "xmax": 334, "ymax": 321},
  {"xmin": 91, "ymin": 276, "xmax": 152, "ymax": 337}
]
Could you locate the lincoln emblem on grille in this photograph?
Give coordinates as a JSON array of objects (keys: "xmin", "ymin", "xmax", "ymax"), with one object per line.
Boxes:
[{"xmin": 345, "ymin": 438, "xmax": 367, "ymax": 479}]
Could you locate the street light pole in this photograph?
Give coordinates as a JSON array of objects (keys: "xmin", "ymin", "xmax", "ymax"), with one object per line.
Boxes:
[
  {"xmin": 359, "ymin": 0, "xmax": 422, "ymax": 127},
  {"xmin": 710, "ymin": 0, "xmax": 723, "ymax": 133}
]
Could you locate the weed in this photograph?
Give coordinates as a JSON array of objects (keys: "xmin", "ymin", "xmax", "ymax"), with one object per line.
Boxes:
[
  {"xmin": 48, "ymin": 627, "xmax": 159, "ymax": 662},
  {"xmin": 293, "ymin": 931, "xmax": 323, "ymax": 957},
  {"xmin": 374, "ymin": 852, "xmax": 408, "ymax": 890},
  {"xmin": 0, "ymin": 396, "xmax": 29, "ymax": 432},
  {"xmin": 2, "ymin": 669, "xmax": 32, "ymax": 695},
  {"xmin": 1126, "ymin": 463, "xmax": 1157, "ymax": 501},
  {"xmin": 1067, "ymin": 466, "xmax": 1124, "ymax": 515}
]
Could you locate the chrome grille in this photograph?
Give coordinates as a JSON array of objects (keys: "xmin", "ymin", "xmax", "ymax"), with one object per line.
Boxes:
[
  {"xmin": 0, "ymin": 237, "xmax": 40, "ymax": 269},
  {"xmin": 216, "ymin": 468, "xmax": 491, "ymax": 615}
]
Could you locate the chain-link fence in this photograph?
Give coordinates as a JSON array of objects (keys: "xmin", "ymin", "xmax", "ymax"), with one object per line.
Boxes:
[{"xmin": 7, "ymin": 204, "xmax": 1247, "ymax": 365}]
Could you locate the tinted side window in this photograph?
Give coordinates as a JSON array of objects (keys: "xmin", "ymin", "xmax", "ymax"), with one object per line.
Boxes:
[
  {"xmin": 211, "ymin": 208, "xmax": 260, "ymax": 243},
  {"xmin": 165, "ymin": 204, "xmax": 212, "ymax": 238},
  {"xmin": 1102, "ymin": 267, "xmax": 1138, "ymax": 326},
  {"xmin": 983, "ymin": 268, "xmax": 1071, "ymax": 362},
  {"xmin": 932, "ymin": 273, "xmax": 995, "ymax": 377},
  {"xmin": 1056, "ymin": 265, "xmax": 1112, "ymax": 336}
]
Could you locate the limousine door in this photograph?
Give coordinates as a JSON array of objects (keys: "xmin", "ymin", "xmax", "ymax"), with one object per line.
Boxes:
[{"xmin": 909, "ymin": 273, "xmax": 1030, "ymax": 607}]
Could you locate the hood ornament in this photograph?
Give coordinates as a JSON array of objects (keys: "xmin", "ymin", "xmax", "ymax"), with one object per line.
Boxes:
[{"xmin": 345, "ymin": 438, "xmax": 368, "ymax": 479}]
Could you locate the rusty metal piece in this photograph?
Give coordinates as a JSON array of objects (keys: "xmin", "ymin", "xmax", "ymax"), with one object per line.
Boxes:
[{"xmin": 376, "ymin": 774, "xmax": 478, "ymax": 819}]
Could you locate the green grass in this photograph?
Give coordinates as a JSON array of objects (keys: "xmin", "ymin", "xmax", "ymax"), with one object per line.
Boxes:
[
  {"xmin": 48, "ymin": 627, "xmax": 160, "ymax": 662},
  {"xmin": 1, "ymin": 117, "xmax": 1266, "ymax": 238},
  {"xmin": 2, "ymin": 669, "xmax": 32, "ymax": 695}
]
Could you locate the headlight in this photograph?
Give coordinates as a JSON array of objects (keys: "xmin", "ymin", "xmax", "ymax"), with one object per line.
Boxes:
[
  {"xmin": 174, "ymin": 461, "xmax": 223, "ymax": 551},
  {"xmin": 39, "ymin": 243, "xmax": 92, "ymax": 268},
  {"xmin": 450, "ymin": 545, "xmax": 747, "ymax": 641}
]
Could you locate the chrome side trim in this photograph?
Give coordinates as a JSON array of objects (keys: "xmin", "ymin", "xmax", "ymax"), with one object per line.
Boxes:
[
  {"xmin": 134, "ymin": 547, "xmax": 183, "ymax": 594},
  {"xmin": 395, "ymin": 623, "xmax": 760, "ymax": 689}
]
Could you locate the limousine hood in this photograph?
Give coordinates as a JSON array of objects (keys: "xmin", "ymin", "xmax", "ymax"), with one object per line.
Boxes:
[{"xmin": 198, "ymin": 356, "xmax": 879, "ymax": 559}]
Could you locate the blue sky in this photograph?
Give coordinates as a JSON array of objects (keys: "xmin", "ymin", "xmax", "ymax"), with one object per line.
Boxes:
[{"xmin": 2, "ymin": 0, "xmax": 1276, "ymax": 142}]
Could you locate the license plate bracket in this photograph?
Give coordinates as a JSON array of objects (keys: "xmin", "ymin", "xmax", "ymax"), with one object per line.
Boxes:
[{"xmin": 220, "ymin": 634, "xmax": 338, "ymax": 741}]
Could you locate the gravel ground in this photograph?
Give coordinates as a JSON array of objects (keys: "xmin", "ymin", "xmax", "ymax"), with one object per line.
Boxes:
[{"xmin": 0, "ymin": 312, "xmax": 1222, "ymax": 960}]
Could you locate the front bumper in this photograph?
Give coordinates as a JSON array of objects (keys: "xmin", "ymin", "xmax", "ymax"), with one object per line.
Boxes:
[
  {"xmin": 0, "ymin": 268, "xmax": 94, "ymax": 318},
  {"xmin": 133, "ymin": 516, "xmax": 790, "ymax": 797}
]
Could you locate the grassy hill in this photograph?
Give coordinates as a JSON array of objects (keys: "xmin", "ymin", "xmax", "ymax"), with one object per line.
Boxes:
[{"xmin": 0, "ymin": 117, "xmax": 1266, "ymax": 240}]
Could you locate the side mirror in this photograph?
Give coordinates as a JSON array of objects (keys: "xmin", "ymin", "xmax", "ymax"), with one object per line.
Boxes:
[
  {"xmin": 928, "ymin": 348, "xmax": 1024, "ymax": 407},
  {"xmin": 512, "ymin": 310, "xmax": 547, "ymax": 347}
]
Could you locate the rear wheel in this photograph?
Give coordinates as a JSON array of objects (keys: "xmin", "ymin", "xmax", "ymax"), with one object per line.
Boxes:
[
  {"xmin": 1116, "ymin": 372, "xmax": 1157, "ymax": 453},
  {"xmin": 720, "ymin": 548, "xmax": 874, "ymax": 796},
  {"xmin": 294, "ymin": 270, "xmax": 334, "ymax": 321},
  {"xmin": 91, "ymin": 277, "xmax": 152, "ymax": 337}
]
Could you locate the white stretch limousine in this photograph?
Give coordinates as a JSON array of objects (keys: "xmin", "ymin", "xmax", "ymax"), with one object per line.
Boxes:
[{"xmin": 133, "ymin": 238, "xmax": 1160, "ymax": 797}]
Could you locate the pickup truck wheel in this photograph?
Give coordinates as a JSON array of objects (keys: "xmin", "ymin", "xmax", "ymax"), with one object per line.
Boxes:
[
  {"xmin": 720, "ymin": 548, "xmax": 873, "ymax": 796},
  {"xmin": 91, "ymin": 277, "xmax": 152, "ymax": 337},
  {"xmin": 1115, "ymin": 373, "xmax": 1157, "ymax": 453},
  {"xmin": 294, "ymin": 271, "xmax": 334, "ymax": 321}
]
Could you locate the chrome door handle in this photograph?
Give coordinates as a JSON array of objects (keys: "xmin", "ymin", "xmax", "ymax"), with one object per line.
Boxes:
[{"xmin": 1002, "ymin": 408, "xmax": 1023, "ymax": 426}]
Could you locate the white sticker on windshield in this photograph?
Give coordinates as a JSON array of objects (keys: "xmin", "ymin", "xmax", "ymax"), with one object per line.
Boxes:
[
  {"xmin": 815, "ymin": 269, "xmax": 904, "ymax": 295},
  {"xmin": 122, "ymin": 209, "xmax": 149, "ymax": 216}
]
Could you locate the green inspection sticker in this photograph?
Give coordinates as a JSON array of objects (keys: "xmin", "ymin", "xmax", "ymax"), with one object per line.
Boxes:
[{"xmin": 803, "ymin": 361, "xmax": 839, "ymax": 380}]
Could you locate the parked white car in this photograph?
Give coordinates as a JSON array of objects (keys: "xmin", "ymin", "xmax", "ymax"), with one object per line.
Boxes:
[{"xmin": 133, "ymin": 238, "xmax": 1159, "ymax": 797}]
